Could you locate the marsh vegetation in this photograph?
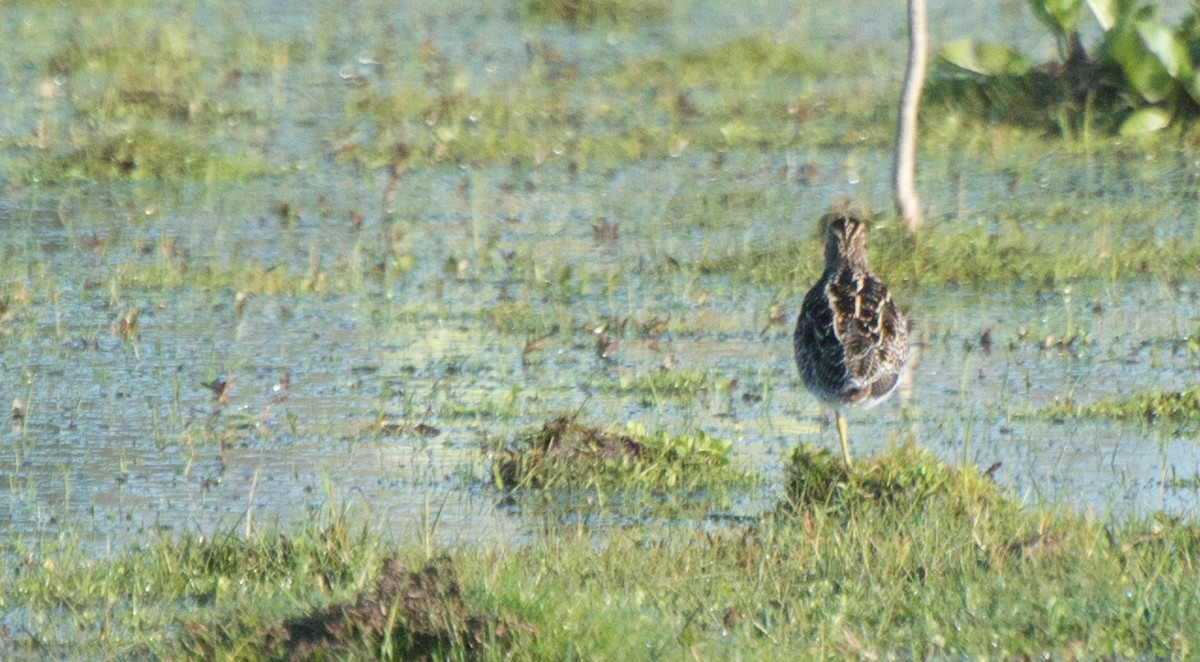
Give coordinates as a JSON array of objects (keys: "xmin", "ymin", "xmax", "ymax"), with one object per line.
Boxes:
[{"xmin": 2, "ymin": 0, "xmax": 1200, "ymax": 657}]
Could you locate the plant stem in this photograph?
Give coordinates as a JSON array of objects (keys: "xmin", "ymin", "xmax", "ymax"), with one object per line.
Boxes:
[{"xmin": 894, "ymin": 0, "xmax": 927, "ymax": 232}]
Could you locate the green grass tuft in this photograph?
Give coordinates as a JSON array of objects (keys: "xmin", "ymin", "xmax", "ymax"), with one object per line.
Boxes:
[
  {"xmin": 490, "ymin": 414, "xmax": 748, "ymax": 492},
  {"xmin": 784, "ymin": 443, "xmax": 1011, "ymax": 517},
  {"xmin": 28, "ymin": 127, "xmax": 268, "ymax": 182},
  {"xmin": 1046, "ymin": 386, "xmax": 1200, "ymax": 427}
]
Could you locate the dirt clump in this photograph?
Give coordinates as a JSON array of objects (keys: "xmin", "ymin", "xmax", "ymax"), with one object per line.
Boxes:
[
  {"xmin": 274, "ymin": 555, "xmax": 526, "ymax": 660},
  {"xmin": 495, "ymin": 415, "xmax": 645, "ymax": 489}
]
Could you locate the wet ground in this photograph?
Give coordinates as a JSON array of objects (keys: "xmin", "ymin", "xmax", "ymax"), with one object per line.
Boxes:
[
  {"xmin": 1, "ymin": 0, "xmax": 1199, "ymax": 552},
  {"xmin": 4, "ymin": 155, "xmax": 1199, "ymax": 551}
]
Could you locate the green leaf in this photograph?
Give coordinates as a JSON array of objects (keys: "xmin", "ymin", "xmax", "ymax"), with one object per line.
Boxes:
[
  {"xmin": 1187, "ymin": 72, "xmax": 1200, "ymax": 105},
  {"xmin": 1118, "ymin": 106, "xmax": 1172, "ymax": 135},
  {"xmin": 1105, "ymin": 6, "xmax": 1177, "ymax": 103},
  {"xmin": 1084, "ymin": 0, "xmax": 1135, "ymax": 31},
  {"xmin": 1133, "ymin": 10, "xmax": 1192, "ymax": 80},
  {"xmin": 1027, "ymin": 0, "xmax": 1084, "ymax": 36},
  {"xmin": 937, "ymin": 40, "xmax": 1033, "ymax": 77}
]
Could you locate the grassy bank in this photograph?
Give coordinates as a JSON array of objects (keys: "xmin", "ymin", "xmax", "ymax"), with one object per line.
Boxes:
[{"xmin": 3, "ymin": 446, "xmax": 1197, "ymax": 658}]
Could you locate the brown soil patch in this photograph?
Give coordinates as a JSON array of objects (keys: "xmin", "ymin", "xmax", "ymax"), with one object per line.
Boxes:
[{"xmin": 272, "ymin": 555, "xmax": 527, "ymax": 660}]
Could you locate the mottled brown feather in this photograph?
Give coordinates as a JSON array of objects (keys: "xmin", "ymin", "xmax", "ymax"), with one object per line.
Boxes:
[{"xmin": 794, "ymin": 214, "xmax": 908, "ymax": 409}]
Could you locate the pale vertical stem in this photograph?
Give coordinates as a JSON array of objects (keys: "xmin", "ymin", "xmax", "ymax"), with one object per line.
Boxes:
[
  {"xmin": 244, "ymin": 465, "xmax": 263, "ymax": 540},
  {"xmin": 893, "ymin": 0, "xmax": 927, "ymax": 232}
]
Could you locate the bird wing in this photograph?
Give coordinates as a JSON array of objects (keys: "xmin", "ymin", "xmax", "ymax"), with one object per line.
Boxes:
[
  {"xmin": 794, "ymin": 278, "xmax": 847, "ymax": 394},
  {"xmin": 825, "ymin": 270, "xmax": 908, "ymax": 401}
]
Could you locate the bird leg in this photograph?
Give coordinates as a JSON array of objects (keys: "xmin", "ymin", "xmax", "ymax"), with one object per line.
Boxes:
[{"xmin": 835, "ymin": 411, "xmax": 853, "ymax": 471}]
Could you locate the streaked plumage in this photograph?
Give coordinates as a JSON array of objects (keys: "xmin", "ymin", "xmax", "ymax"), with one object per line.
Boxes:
[{"xmin": 793, "ymin": 213, "xmax": 909, "ymax": 467}]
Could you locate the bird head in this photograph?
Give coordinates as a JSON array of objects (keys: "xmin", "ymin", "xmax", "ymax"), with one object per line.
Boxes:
[{"xmin": 821, "ymin": 213, "xmax": 869, "ymax": 272}]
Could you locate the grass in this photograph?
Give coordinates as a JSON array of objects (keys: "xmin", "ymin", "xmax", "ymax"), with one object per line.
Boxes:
[
  {"xmin": 334, "ymin": 30, "xmax": 894, "ymax": 171},
  {"xmin": 1046, "ymin": 385, "xmax": 1200, "ymax": 427},
  {"xmin": 480, "ymin": 301, "xmax": 576, "ymax": 338},
  {"xmin": 490, "ymin": 414, "xmax": 749, "ymax": 493},
  {"xmin": 684, "ymin": 206, "xmax": 1200, "ymax": 289},
  {"xmin": 4, "ymin": 447, "xmax": 1199, "ymax": 658},
  {"xmin": 31, "ymin": 181, "xmax": 1194, "ymax": 302},
  {"xmin": 605, "ymin": 367, "xmax": 717, "ymax": 404},
  {"xmin": 6, "ymin": 4, "xmax": 282, "ymax": 182},
  {"xmin": 28, "ymin": 128, "xmax": 270, "ymax": 182},
  {"xmin": 4, "ymin": 0, "xmax": 1197, "ymax": 202},
  {"xmin": 520, "ymin": 0, "xmax": 671, "ymax": 27}
]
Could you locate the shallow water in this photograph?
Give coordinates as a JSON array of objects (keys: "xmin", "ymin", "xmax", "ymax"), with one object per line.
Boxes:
[
  {"xmin": 1, "ymin": 0, "xmax": 1199, "ymax": 553},
  {"xmin": 4, "ymin": 162, "xmax": 1199, "ymax": 552}
]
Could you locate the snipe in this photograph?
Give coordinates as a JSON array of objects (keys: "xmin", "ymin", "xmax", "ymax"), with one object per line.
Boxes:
[{"xmin": 793, "ymin": 213, "xmax": 909, "ymax": 469}]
